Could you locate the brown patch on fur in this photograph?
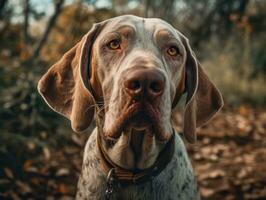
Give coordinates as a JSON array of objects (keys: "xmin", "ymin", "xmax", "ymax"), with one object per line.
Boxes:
[{"xmin": 90, "ymin": 50, "xmax": 103, "ymax": 102}]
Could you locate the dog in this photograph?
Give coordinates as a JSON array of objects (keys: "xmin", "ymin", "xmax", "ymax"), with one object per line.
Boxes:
[{"xmin": 38, "ymin": 15, "xmax": 223, "ymax": 200}]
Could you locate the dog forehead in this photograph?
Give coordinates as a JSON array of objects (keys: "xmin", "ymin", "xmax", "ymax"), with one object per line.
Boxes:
[{"xmin": 101, "ymin": 15, "xmax": 177, "ymax": 37}]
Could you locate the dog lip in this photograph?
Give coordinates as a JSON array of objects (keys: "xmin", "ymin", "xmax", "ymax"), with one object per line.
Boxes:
[
  {"xmin": 131, "ymin": 126, "xmax": 149, "ymax": 131},
  {"xmin": 127, "ymin": 102, "xmax": 160, "ymax": 131},
  {"xmin": 104, "ymin": 101, "xmax": 161, "ymax": 140},
  {"xmin": 128, "ymin": 101, "xmax": 142, "ymax": 112},
  {"xmin": 128, "ymin": 100, "xmax": 156, "ymax": 113}
]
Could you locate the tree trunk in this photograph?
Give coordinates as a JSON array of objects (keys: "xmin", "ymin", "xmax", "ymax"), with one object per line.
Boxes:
[
  {"xmin": 143, "ymin": 0, "xmax": 151, "ymax": 17},
  {"xmin": 0, "ymin": 0, "xmax": 7, "ymax": 17},
  {"xmin": 31, "ymin": 0, "xmax": 64, "ymax": 60},
  {"xmin": 23, "ymin": 0, "xmax": 29, "ymax": 44},
  {"xmin": 158, "ymin": 0, "xmax": 175, "ymax": 21}
]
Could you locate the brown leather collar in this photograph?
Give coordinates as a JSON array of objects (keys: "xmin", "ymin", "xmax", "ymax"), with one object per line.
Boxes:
[{"xmin": 97, "ymin": 131, "xmax": 175, "ymax": 185}]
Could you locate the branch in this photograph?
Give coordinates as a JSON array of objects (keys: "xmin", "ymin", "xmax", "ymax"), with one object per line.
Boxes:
[{"xmin": 30, "ymin": 0, "xmax": 64, "ymax": 60}]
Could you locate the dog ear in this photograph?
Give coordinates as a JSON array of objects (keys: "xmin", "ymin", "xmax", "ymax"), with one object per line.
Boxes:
[
  {"xmin": 173, "ymin": 33, "xmax": 223, "ymax": 143},
  {"xmin": 38, "ymin": 23, "xmax": 104, "ymax": 132}
]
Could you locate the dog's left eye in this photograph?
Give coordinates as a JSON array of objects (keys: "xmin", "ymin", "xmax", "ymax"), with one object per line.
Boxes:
[
  {"xmin": 167, "ymin": 46, "xmax": 179, "ymax": 56},
  {"xmin": 107, "ymin": 39, "xmax": 121, "ymax": 50}
]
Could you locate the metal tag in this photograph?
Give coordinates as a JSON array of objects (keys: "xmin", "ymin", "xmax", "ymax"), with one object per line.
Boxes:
[{"xmin": 105, "ymin": 168, "xmax": 116, "ymax": 200}]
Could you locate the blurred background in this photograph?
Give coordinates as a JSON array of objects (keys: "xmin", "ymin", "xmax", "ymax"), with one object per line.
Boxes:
[{"xmin": 0, "ymin": 0, "xmax": 265, "ymax": 199}]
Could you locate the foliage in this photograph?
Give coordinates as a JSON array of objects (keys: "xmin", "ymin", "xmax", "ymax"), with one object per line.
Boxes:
[
  {"xmin": 41, "ymin": 4, "xmax": 115, "ymax": 63},
  {"xmin": 201, "ymin": 32, "xmax": 266, "ymax": 105},
  {"xmin": 0, "ymin": 61, "xmax": 62, "ymax": 135}
]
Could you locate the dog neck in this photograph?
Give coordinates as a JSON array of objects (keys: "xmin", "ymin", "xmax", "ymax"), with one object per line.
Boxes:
[{"xmin": 96, "ymin": 127, "xmax": 175, "ymax": 185}]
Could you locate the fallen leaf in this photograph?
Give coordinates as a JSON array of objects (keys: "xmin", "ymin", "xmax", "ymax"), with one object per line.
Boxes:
[
  {"xmin": 201, "ymin": 187, "xmax": 215, "ymax": 198},
  {"xmin": 16, "ymin": 180, "xmax": 32, "ymax": 194},
  {"xmin": 57, "ymin": 183, "xmax": 69, "ymax": 194},
  {"xmin": 56, "ymin": 168, "xmax": 70, "ymax": 177},
  {"xmin": 4, "ymin": 168, "xmax": 14, "ymax": 179},
  {"xmin": 43, "ymin": 146, "xmax": 51, "ymax": 160},
  {"xmin": 23, "ymin": 160, "xmax": 33, "ymax": 172}
]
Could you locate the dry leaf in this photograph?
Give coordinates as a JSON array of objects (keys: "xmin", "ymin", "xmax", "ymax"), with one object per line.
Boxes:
[
  {"xmin": 56, "ymin": 168, "xmax": 70, "ymax": 177},
  {"xmin": 16, "ymin": 180, "xmax": 32, "ymax": 194},
  {"xmin": 23, "ymin": 160, "xmax": 33, "ymax": 172},
  {"xmin": 43, "ymin": 146, "xmax": 51, "ymax": 160},
  {"xmin": 4, "ymin": 168, "xmax": 14, "ymax": 179},
  {"xmin": 201, "ymin": 187, "xmax": 215, "ymax": 198},
  {"xmin": 57, "ymin": 183, "xmax": 69, "ymax": 194}
]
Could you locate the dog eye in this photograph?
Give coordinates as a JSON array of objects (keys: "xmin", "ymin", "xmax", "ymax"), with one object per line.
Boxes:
[
  {"xmin": 167, "ymin": 46, "xmax": 179, "ymax": 56},
  {"xmin": 107, "ymin": 39, "xmax": 121, "ymax": 50}
]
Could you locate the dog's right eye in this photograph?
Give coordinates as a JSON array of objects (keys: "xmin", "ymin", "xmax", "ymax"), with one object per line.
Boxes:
[
  {"xmin": 167, "ymin": 46, "xmax": 179, "ymax": 57},
  {"xmin": 107, "ymin": 39, "xmax": 121, "ymax": 50}
]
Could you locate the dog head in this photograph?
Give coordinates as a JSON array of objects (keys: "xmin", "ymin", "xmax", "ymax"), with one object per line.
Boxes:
[{"xmin": 38, "ymin": 15, "xmax": 223, "ymax": 169}]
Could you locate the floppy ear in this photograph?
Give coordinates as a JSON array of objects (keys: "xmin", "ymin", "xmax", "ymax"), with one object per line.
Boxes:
[
  {"xmin": 38, "ymin": 23, "xmax": 103, "ymax": 132},
  {"xmin": 174, "ymin": 34, "xmax": 224, "ymax": 143}
]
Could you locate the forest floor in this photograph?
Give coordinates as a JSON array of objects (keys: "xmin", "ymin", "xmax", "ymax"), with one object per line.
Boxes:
[{"xmin": 0, "ymin": 105, "xmax": 266, "ymax": 200}]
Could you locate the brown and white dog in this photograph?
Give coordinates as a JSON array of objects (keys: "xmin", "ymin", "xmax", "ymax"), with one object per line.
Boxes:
[{"xmin": 38, "ymin": 15, "xmax": 223, "ymax": 200}]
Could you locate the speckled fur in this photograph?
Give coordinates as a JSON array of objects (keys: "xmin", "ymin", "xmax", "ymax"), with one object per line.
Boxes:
[{"xmin": 76, "ymin": 128, "xmax": 199, "ymax": 200}]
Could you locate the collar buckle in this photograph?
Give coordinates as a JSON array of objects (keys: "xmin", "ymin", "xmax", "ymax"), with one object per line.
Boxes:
[{"xmin": 105, "ymin": 168, "xmax": 117, "ymax": 200}]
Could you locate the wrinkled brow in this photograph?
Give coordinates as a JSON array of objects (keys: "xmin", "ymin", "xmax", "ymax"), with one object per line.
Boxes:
[
  {"xmin": 154, "ymin": 29, "xmax": 177, "ymax": 41},
  {"xmin": 154, "ymin": 28, "xmax": 185, "ymax": 56},
  {"xmin": 108, "ymin": 24, "xmax": 136, "ymax": 35}
]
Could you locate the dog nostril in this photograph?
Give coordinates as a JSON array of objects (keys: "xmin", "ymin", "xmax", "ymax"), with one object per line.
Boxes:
[
  {"xmin": 150, "ymin": 81, "xmax": 163, "ymax": 93},
  {"xmin": 124, "ymin": 68, "xmax": 165, "ymax": 98}
]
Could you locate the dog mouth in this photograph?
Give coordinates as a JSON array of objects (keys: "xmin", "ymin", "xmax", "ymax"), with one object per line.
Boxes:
[{"xmin": 103, "ymin": 100, "xmax": 165, "ymax": 141}]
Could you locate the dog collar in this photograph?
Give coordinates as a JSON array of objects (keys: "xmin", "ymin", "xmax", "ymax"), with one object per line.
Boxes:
[{"xmin": 97, "ymin": 130, "xmax": 175, "ymax": 186}]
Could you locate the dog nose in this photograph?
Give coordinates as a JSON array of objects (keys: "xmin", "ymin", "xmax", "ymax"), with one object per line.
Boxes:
[{"xmin": 123, "ymin": 68, "xmax": 165, "ymax": 99}]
